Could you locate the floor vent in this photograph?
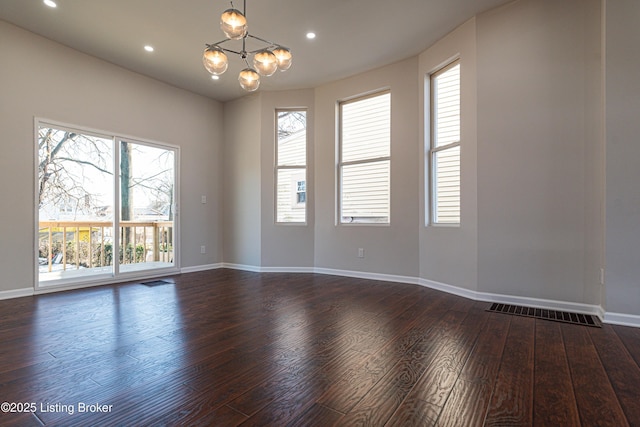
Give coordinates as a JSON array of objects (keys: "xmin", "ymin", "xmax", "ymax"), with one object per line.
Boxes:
[
  {"xmin": 487, "ymin": 303, "xmax": 601, "ymax": 327},
  {"xmin": 141, "ymin": 279, "xmax": 172, "ymax": 287}
]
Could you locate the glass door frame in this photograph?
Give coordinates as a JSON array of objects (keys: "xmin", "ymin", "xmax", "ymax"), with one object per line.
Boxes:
[{"xmin": 34, "ymin": 118, "xmax": 180, "ymax": 292}]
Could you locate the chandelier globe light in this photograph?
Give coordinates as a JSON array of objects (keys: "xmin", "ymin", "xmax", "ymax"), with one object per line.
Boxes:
[
  {"xmin": 220, "ymin": 8, "xmax": 247, "ymax": 40},
  {"xmin": 253, "ymin": 49, "xmax": 278, "ymax": 76},
  {"xmin": 272, "ymin": 46, "xmax": 293, "ymax": 71},
  {"xmin": 203, "ymin": 0, "xmax": 293, "ymax": 91},
  {"xmin": 238, "ymin": 68, "xmax": 260, "ymax": 91},
  {"xmin": 203, "ymin": 45, "xmax": 229, "ymax": 75}
]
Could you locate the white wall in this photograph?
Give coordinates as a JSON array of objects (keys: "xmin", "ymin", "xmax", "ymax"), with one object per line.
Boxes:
[
  {"xmin": 475, "ymin": 0, "xmax": 602, "ymax": 304},
  {"xmin": 418, "ymin": 19, "xmax": 479, "ymax": 292},
  {"xmin": 605, "ymin": 0, "xmax": 640, "ymax": 317},
  {"xmin": 222, "ymin": 94, "xmax": 262, "ymax": 267},
  {"xmin": 0, "ymin": 21, "xmax": 224, "ymax": 293},
  {"xmin": 313, "ymin": 57, "xmax": 420, "ymax": 278},
  {"xmin": 583, "ymin": 0, "xmax": 605, "ymax": 309}
]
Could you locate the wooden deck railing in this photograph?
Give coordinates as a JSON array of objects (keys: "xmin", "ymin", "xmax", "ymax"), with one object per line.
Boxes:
[{"xmin": 38, "ymin": 220, "xmax": 173, "ymax": 272}]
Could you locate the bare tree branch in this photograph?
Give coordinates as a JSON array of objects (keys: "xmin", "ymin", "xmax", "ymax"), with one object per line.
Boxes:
[{"xmin": 55, "ymin": 157, "xmax": 113, "ymax": 175}]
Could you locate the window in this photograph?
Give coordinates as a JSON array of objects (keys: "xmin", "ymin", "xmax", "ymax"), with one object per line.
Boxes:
[
  {"xmin": 296, "ymin": 180, "xmax": 306, "ymax": 204},
  {"xmin": 276, "ymin": 110, "xmax": 307, "ymax": 223},
  {"xmin": 429, "ymin": 61, "xmax": 460, "ymax": 224},
  {"xmin": 339, "ymin": 91, "xmax": 391, "ymax": 224}
]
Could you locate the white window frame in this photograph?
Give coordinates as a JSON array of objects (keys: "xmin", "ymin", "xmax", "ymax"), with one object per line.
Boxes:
[
  {"xmin": 429, "ymin": 60, "xmax": 461, "ymax": 226},
  {"xmin": 338, "ymin": 90, "xmax": 391, "ymax": 225},
  {"xmin": 275, "ymin": 108, "xmax": 307, "ymax": 224}
]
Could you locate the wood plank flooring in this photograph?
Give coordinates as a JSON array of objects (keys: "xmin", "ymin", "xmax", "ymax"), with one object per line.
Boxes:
[{"xmin": 0, "ymin": 269, "xmax": 638, "ymax": 426}]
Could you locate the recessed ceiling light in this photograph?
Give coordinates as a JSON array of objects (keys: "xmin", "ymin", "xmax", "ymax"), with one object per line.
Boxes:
[
  {"xmin": 306, "ymin": 32, "xmax": 316, "ymax": 40},
  {"xmin": 144, "ymin": 45, "xmax": 154, "ymax": 52},
  {"xmin": 211, "ymin": 75, "xmax": 220, "ymax": 80},
  {"xmin": 43, "ymin": 0, "xmax": 57, "ymax": 8}
]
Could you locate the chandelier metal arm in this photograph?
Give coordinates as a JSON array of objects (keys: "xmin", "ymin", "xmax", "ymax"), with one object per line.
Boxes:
[
  {"xmin": 229, "ymin": 0, "xmax": 246, "ymax": 15},
  {"xmin": 246, "ymin": 34, "xmax": 277, "ymax": 48},
  {"xmin": 205, "ymin": 41, "xmax": 243, "ymax": 57},
  {"xmin": 209, "ymin": 39, "xmax": 231, "ymax": 47},
  {"xmin": 210, "ymin": 35, "xmax": 289, "ymax": 57},
  {"xmin": 219, "ymin": 47, "xmax": 245, "ymax": 56}
]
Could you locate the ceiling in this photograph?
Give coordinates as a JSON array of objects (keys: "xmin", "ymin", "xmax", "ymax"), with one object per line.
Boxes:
[{"xmin": 0, "ymin": 0, "xmax": 512, "ymax": 102}]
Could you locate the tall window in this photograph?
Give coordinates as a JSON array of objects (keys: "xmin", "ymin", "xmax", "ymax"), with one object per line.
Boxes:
[
  {"xmin": 429, "ymin": 61, "xmax": 460, "ymax": 224},
  {"xmin": 276, "ymin": 110, "xmax": 307, "ymax": 223},
  {"xmin": 339, "ymin": 91, "xmax": 391, "ymax": 224}
]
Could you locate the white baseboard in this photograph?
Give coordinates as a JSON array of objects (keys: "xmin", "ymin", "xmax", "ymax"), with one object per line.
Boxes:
[
  {"xmin": 0, "ymin": 288, "xmax": 34, "ymax": 300},
  {"xmin": 222, "ymin": 263, "xmax": 262, "ymax": 273},
  {"xmin": 314, "ymin": 267, "xmax": 420, "ymax": 285},
  {"xmin": 2, "ymin": 264, "xmax": 636, "ymax": 328},
  {"xmin": 417, "ymin": 278, "xmax": 478, "ymax": 301},
  {"xmin": 260, "ymin": 266, "xmax": 316, "ymax": 273},
  {"xmin": 222, "ymin": 264, "xmax": 418, "ymax": 284},
  {"xmin": 321, "ymin": 272, "xmax": 608, "ymax": 322},
  {"xmin": 478, "ymin": 291, "xmax": 603, "ymax": 318},
  {"xmin": 191, "ymin": 265, "xmax": 627, "ymax": 325},
  {"xmin": 604, "ymin": 311, "xmax": 640, "ymax": 328},
  {"xmin": 222, "ymin": 263, "xmax": 315, "ymax": 274},
  {"xmin": 180, "ymin": 263, "xmax": 224, "ymax": 274},
  {"xmin": 418, "ymin": 278, "xmax": 604, "ymax": 318}
]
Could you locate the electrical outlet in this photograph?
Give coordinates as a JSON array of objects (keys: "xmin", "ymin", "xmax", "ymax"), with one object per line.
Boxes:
[
  {"xmin": 201, "ymin": 245, "xmax": 206, "ymax": 254},
  {"xmin": 201, "ymin": 195, "xmax": 207, "ymax": 204},
  {"xmin": 358, "ymin": 248, "xmax": 364, "ymax": 258}
]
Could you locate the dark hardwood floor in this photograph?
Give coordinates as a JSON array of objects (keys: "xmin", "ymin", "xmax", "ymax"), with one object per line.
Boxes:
[{"xmin": 0, "ymin": 269, "xmax": 638, "ymax": 426}]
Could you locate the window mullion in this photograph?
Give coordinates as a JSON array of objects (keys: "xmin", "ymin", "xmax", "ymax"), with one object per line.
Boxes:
[
  {"xmin": 277, "ymin": 165, "xmax": 306, "ymax": 170},
  {"xmin": 340, "ymin": 156, "xmax": 390, "ymax": 168},
  {"xmin": 431, "ymin": 140, "xmax": 460, "ymax": 153}
]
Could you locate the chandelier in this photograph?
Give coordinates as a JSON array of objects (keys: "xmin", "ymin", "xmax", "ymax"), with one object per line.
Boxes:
[{"xmin": 202, "ymin": 0, "xmax": 293, "ymax": 92}]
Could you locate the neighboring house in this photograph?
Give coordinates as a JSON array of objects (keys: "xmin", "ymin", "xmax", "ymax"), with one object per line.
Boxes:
[{"xmin": 277, "ymin": 129, "xmax": 306, "ymax": 223}]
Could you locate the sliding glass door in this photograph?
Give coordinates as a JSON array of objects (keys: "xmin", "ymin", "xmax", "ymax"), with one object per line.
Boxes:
[
  {"xmin": 37, "ymin": 126, "xmax": 115, "ymax": 282},
  {"xmin": 37, "ymin": 121, "xmax": 178, "ymax": 288},
  {"xmin": 118, "ymin": 140, "xmax": 175, "ymax": 274}
]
